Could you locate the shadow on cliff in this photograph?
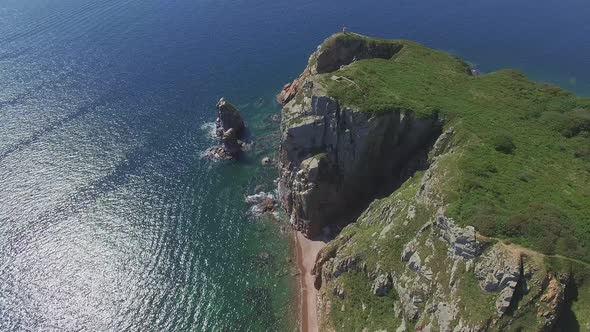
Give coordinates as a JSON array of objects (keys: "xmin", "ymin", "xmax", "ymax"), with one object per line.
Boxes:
[
  {"xmin": 325, "ymin": 124, "xmax": 444, "ymax": 238},
  {"xmin": 554, "ymin": 278, "xmax": 580, "ymax": 332}
]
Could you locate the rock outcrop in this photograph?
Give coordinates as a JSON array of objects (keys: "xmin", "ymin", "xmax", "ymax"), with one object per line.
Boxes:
[
  {"xmin": 205, "ymin": 98, "xmax": 247, "ymax": 160},
  {"xmin": 474, "ymin": 245, "xmax": 522, "ymax": 315}
]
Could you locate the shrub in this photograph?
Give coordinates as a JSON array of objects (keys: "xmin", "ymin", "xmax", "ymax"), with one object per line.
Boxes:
[
  {"xmin": 540, "ymin": 109, "xmax": 590, "ymax": 138},
  {"xmin": 575, "ymin": 147, "xmax": 590, "ymax": 161},
  {"xmin": 492, "ymin": 132, "xmax": 516, "ymax": 154},
  {"xmin": 505, "ymin": 203, "xmax": 582, "ymax": 257}
]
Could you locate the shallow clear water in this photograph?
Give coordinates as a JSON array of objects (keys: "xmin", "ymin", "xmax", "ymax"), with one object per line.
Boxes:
[{"xmin": 0, "ymin": 0, "xmax": 589, "ymax": 331}]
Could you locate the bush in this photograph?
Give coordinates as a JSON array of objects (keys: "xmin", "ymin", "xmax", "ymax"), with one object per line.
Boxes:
[
  {"xmin": 540, "ymin": 109, "xmax": 590, "ymax": 138},
  {"xmin": 492, "ymin": 132, "xmax": 516, "ymax": 154},
  {"xmin": 575, "ymin": 147, "xmax": 590, "ymax": 161},
  {"xmin": 506, "ymin": 203, "xmax": 581, "ymax": 257}
]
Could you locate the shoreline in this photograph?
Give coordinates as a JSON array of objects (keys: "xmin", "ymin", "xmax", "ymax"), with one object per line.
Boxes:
[{"xmin": 293, "ymin": 230, "xmax": 326, "ymax": 332}]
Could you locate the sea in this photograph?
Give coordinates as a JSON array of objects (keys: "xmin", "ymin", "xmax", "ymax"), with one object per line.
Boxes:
[{"xmin": 0, "ymin": 0, "xmax": 588, "ymax": 331}]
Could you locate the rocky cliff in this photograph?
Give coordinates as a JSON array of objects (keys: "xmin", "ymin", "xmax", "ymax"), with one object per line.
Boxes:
[
  {"xmin": 278, "ymin": 34, "xmax": 440, "ymax": 238},
  {"xmin": 279, "ymin": 33, "xmax": 590, "ymax": 331}
]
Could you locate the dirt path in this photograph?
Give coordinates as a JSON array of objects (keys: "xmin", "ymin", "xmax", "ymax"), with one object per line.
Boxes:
[{"xmin": 294, "ymin": 231, "xmax": 326, "ymax": 332}]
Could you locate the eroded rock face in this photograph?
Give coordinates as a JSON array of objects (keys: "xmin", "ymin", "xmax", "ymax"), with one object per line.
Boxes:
[
  {"xmin": 372, "ymin": 274, "xmax": 393, "ymax": 296},
  {"xmin": 279, "ymin": 78, "xmax": 441, "ymax": 237}
]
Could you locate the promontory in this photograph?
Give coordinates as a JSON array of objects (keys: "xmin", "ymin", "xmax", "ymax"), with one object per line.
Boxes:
[{"xmin": 279, "ymin": 32, "xmax": 590, "ymax": 331}]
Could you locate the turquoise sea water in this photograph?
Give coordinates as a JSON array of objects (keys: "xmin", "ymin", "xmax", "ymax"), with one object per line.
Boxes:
[{"xmin": 0, "ymin": 0, "xmax": 589, "ymax": 331}]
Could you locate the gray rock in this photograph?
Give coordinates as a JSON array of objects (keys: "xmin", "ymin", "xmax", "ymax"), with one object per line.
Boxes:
[
  {"xmin": 434, "ymin": 302, "xmax": 457, "ymax": 332},
  {"xmin": 393, "ymin": 276, "xmax": 419, "ymax": 320},
  {"xmin": 371, "ymin": 274, "xmax": 392, "ymax": 296},
  {"xmin": 474, "ymin": 244, "xmax": 521, "ymax": 316},
  {"xmin": 401, "ymin": 240, "xmax": 418, "ymax": 262},
  {"xmin": 408, "ymin": 252, "xmax": 422, "ymax": 272},
  {"xmin": 434, "ymin": 213, "xmax": 480, "ymax": 259},
  {"xmin": 205, "ymin": 98, "xmax": 247, "ymax": 160},
  {"xmin": 396, "ymin": 319, "xmax": 407, "ymax": 332},
  {"xmin": 331, "ymin": 256, "xmax": 357, "ymax": 278}
]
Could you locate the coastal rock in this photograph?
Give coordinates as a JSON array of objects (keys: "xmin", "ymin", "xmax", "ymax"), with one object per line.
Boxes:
[
  {"xmin": 401, "ymin": 240, "xmax": 418, "ymax": 262},
  {"xmin": 216, "ymin": 97, "xmax": 245, "ymax": 137},
  {"xmin": 277, "ymin": 32, "xmax": 403, "ymax": 105},
  {"xmin": 407, "ymin": 252, "xmax": 422, "ymax": 272},
  {"xmin": 279, "ymin": 33, "xmax": 583, "ymax": 331},
  {"xmin": 205, "ymin": 98, "xmax": 247, "ymax": 160},
  {"xmin": 245, "ymin": 192, "xmax": 276, "ymax": 216},
  {"xmin": 434, "ymin": 213, "xmax": 480, "ymax": 260},
  {"xmin": 261, "ymin": 157, "xmax": 273, "ymax": 166},
  {"xmin": 538, "ymin": 274, "xmax": 568, "ymax": 329}
]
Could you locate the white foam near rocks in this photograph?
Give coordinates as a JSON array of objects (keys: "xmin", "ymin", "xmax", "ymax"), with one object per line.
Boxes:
[
  {"xmin": 245, "ymin": 192, "xmax": 276, "ymax": 217},
  {"xmin": 200, "ymin": 121, "xmax": 217, "ymax": 140}
]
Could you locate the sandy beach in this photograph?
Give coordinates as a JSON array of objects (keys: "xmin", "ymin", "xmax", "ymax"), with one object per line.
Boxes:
[{"xmin": 294, "ymin": 231, "xmax": 326, "ymax": 332}]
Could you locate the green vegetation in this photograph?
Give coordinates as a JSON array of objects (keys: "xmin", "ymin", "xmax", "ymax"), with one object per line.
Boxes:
[
  {"xmin": 329, "ymin": 272, "xmax": 401, "ymax": 331},
  {"xmin": 319, "ymin": 33, "xmax": 590, "ymax": 262}
]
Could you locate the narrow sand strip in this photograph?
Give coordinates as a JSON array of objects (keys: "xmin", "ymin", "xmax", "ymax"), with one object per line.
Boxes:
[{"xmin": 294, "ymin": 231, "xmax": 326, "ymax": 332}]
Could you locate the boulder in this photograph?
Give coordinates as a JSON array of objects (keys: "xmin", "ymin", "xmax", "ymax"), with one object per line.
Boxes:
[
  {"xmin": 245, "ymin": 192, "xmax": 276, "ymax": 216},
  {"xmin": 401, "ymin": 240, "xmax": 418, "ymax": 262}
]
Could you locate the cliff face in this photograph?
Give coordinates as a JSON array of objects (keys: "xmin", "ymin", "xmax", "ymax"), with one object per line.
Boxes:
[
  {"xmin": 279, "ymin": 78, "xmax": 441, "ymax": 237},
  {"xmin": 278, "ymin": 35, "xmax": 440, "ymax": 238},
  {"xmin": 279, "ymin": 33, "xmax": 590, "ymax": 331}
]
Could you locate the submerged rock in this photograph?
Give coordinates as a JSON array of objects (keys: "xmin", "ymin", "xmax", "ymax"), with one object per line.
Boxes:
[
  {"xmin": 245, "ymin": 192, "xmax": 276, "ymax": 217},
  {"xmin": 261, "ymin": 157, "xmax": 273, "ymax": 166}
]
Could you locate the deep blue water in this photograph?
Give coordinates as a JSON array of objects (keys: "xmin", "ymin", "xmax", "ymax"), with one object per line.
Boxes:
[{"xmin": 0, "ymin": 0, "xmax": 589, "ymax": 331}]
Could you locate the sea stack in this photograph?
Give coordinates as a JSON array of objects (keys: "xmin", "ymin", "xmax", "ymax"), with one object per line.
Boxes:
[
  {"xmin": 206, "ymin": 97, "xmax": 247, "ymax": 160},
  {"xmin": 216, "ymin": 97, "xmax": 245, "ymax": 137}
]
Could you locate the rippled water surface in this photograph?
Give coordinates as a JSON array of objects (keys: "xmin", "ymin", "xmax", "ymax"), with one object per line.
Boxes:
[{"xmin": 0, "ymin": 0, "xmax": 589, "ymax": 331}]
